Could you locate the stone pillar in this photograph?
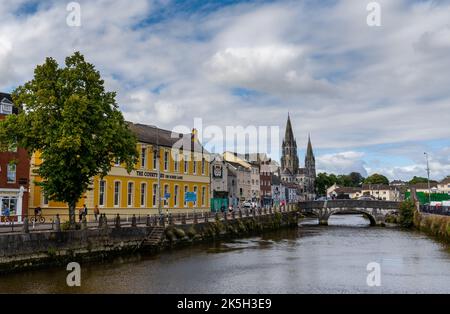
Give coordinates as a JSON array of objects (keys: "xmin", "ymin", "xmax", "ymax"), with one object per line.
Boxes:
[
  {"xmin": 193, "ymin": 212, "xmax": 198, "ymax": 224},
  {"xmin": 146, "ymin": 215, "xmax": 151, "ymax": 227},
  {"xmin": 23, "ymin": 217, "xmax": 29, "ymax": 233},
  {"xmin": 54, "ymin": 214, "xmax": 61, "ymax": 232},
  {"xmin": 169, "ymin": 213, "xmax": 174, "ymax": 226},
  {"xmin": 115, "ymin": 214, "xmax": 121, "ymax": 228},
  {"xmin": 181, "ymin": 213, "xmax": 186, "ymax": 225},
  {"xmin": 81, "ymin": 215, "xmax": 87, "ymax": 230},
  {"xmin": 204, "ymin": 213, "xmax": 208, "ymax": 223},
  {"xmin": 231, "ymin": 211, "xmax": 235, "ymax": 220},
  {"xmin": 238, "ymin": 209, "xmax": 242, "ymax": 219},
  {"xmin": 131, "ymin": 214, "xmax": 137, "ymax": 227},
  {"xmin": 102, "ymin": 214, "xmax": 108, "ymax": 229}
]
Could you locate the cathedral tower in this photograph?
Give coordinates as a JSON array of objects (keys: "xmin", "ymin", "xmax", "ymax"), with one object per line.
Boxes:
[{"xmin": 280, "ymin": 114, "xmax": 299, "ymax": 175}]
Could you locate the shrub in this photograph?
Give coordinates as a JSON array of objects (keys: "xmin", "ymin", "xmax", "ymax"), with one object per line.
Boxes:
[{"xmin": 399, "ymin": 200, "xmax": 415, "ymax": 228}]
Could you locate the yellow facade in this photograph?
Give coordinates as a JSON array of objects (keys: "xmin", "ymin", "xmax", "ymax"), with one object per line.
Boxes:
[{"xmin": 28, "ymin": 143, "xmax": 210, "ymax": 221}]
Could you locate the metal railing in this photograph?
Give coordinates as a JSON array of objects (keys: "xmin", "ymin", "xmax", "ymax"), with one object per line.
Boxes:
[
  {"xmin": 419, "ymin": 205, "xmax": 450, "ymax": 216},
  {"xmin": 0, "ymin": 205, "xmax": 297, "ymax": 234}
]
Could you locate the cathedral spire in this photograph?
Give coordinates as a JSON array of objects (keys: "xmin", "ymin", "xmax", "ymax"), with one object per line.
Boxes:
[
  {"xmin": 306, "ymin": 133, "xmax": 314, "ymax": 160},
  {"xmin": 284, "ymin": 113, "xmax": 295, "ymax": 143}
]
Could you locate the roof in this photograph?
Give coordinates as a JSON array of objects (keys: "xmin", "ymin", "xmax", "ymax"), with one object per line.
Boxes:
[
  {"xmin": 126, "ymin": 122, "xmax": 208, "ymax": 154},
  {"xmin": 410, "ymin": 182, "xmax": 438, "ymax": 189},
  {"xmin": 0, "ymin": 92, "xmax": 18, "ymax": 114},
  {"xmin": 335, "ymin": 187, "xmax": 362, "ymax": 194},
  {"xmin": 362, "ymin": 184, "xmax": 396, "ymax": 191},
  {"xmin": 440, "ymin": 177, "xmax": 450, "ymax": 185}
]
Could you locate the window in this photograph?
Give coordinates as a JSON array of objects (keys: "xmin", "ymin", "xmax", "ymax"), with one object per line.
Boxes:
[
  {"xmin": 0, "ymin": 99, "xmax": 13, "ymax": 115},
  {"xmin": 99, "ymin": 180, "xmax": 106, "ymax": 206},
  {"xmin": 153, "ymin": 149, "xmax": 158, "ymax": 170},
  {"xmin": 193, "ymin": 186, "xmax": 198, "ymax": 206},
  {"xmin": 141, "ymin": 147, "xmax": 146, "ymax": 169},
  {"xmin": 2, "ymin": 196, "xmax": 17, "ymax": 215},
  {"xmin": 201, "ymin": 186, "xmax": 206, "ymax": 206},
  {"xmin": 174, "ymin": 151, "xmax": 179, "ymax": 172},
  {"xmin": 184, "ymin": 154, "xmax": 188, "ymax": 173},
  {"xmin": 193, "ymin": 159, "xmax": 197, "ymax": 174},
  {"xmin": 42, "ymin": 193, "xmax": 49, "ymax": 206},
  {"xmin": 174, "ymin": 185, "xmax": 179, "ymax": 207},
  {"xmin": 140, "ymin": 183, "xmax": 146, "ymax": 207},
  {"xmin": 201, "ymin": 158, "xmax": 205, "ymax": 175},
  {"xmin": 7, "ymin": 163, "xmax": 16, "ymax": 183},
  {"xmin": 163, "ymin": 184, "xmax": 169, "ymax": 206},
  {"xmin": 127, "ymin": 182, "xmax": 134, "ymax": 207},
  {"xmin": 184, "ymin": 186, "xmax": 188, "ymax": 207},
  {"xmin": 114, "ymin": 181, "xmax": 121, "ymax": 207},
  {"xmin": 164, "ymin": 151, "xmax": 169, "ymax": 171},
  {"xmin": 152, "ymin": 184, "xmax": 157, "ymax": 207}
]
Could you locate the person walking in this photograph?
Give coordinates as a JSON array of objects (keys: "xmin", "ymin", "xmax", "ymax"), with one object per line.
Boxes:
[
  {"xmin": 94, "ymin": 205, "xmax": 100, "ymax": 222},
  {"xmin": 83, "ymin": 204, "xmax": 88, "ymax": 220},
  {"xmin": 78, "ymin": 207, "xmax": 84, "ymax": 222}
]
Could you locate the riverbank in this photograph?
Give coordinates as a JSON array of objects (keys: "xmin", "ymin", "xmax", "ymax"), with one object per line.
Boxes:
[
  {"xmin": 0, "ymin": 211, "xmax": 299, "ymax": 274},
  {"xmin": 414, "ymin": 210, "xmax": 450, "ymax": 243}
]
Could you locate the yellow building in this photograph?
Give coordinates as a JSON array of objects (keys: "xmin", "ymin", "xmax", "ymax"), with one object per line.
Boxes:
[{"xmin": 28, "ymin": 123, "xmax": 210, "ymax": 221}]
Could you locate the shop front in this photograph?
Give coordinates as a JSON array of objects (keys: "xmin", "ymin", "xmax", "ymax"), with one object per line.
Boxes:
[{"xmin": 0, "ymin": 187, "xmax": 25, "ymax": 223}]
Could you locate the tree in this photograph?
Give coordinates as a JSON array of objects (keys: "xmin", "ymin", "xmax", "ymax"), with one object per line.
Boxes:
[
  {"xmin": 364, "ymin": 173, "xmax": 389, "ymax": 185},
  {"xmin": 0, "ymin": 52, "xmax": 138, "ymax": 227},
  {"xmin": 408, "ymin": 176, "xmax": 428, "ymax": 185},
  {"xmin": 399, "ymin": 199, "xmax": 415, "ymax": 228},
  {"xmin": 315, "ymin": 172, "xmax": 337, "ymax": 195},
  {"xmin": 348, "ymin": 172, "xmax": 364, "ymax": 187}
]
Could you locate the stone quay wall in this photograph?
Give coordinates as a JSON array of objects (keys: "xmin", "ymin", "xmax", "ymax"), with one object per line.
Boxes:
[{"xmin": 0, "ymin": 211, "xmax": 299, "ymax": 274}]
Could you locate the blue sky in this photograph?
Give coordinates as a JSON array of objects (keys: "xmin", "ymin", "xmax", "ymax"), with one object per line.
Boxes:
[{"xmin": 1, "ymin": 0, "xmax": 450, "ymax": 180}]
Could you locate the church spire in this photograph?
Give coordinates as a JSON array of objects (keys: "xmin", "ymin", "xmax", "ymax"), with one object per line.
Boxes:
[
  {"xmin": 306, "ymin": 133, "xmax": 314, "ymax": 160},
  {"xmin": 284, "ymin": 113, "xmax": 295, "ymax": 143}
]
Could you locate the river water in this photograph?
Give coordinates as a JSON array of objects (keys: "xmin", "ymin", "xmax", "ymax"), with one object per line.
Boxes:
[{"xmin": 1, "ymin": 215, "xmax": 449, "ymax": 293}]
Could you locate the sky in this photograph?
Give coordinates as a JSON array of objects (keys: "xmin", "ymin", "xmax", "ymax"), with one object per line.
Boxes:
[{"xmin": 1, "ymin": 0, "xmax": 450, "ymax": 181}]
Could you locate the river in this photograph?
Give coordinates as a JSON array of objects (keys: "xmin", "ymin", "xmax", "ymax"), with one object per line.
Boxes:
[{"xmin": 0, "ymin": 214, "xmax": 449, "ymax": 293}]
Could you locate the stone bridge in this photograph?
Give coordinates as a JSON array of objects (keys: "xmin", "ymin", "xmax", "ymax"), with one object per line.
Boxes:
[{"xmin": 298, "ymin": 200, "xmax": 400, "ymax": 226}]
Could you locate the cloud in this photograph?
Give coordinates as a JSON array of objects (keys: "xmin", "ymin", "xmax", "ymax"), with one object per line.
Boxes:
[
  {"xmin": 1, "ymin": 0, "xmax": 450, "ymax": 179},
  {"xmin": 317, "ymin": 151, "xmax": 368, "ymax": 176}
]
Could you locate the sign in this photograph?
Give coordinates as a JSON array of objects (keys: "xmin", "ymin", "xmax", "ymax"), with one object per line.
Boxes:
[
  {"xmin": 185, "ymin": 192, "xmax": 197, "ymax": 202},
  {"xmin": 213, "ymin": 164, "xmax": 223, "ymax": 178},
  {"xmin": 135, "ymin": 170, "xmax": 183, "ymax": 180},
  {"xmin": 164, "ymin": 193, "xmax": 171, "ymax": 199}
]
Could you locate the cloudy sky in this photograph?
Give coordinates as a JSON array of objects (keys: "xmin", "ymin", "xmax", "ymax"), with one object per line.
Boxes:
[{"xmin": 1, "ymin": 0, "xmax": 450, "ymax": 181}]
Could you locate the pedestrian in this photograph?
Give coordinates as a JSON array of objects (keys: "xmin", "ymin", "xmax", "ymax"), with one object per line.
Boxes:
[
  {"xmin": 78, "ymin": 207, "xmax": 83, "ymax": 222},
  {"xmin": 94, "ymin": 205, "xmax": 100, "ymax": 222}
]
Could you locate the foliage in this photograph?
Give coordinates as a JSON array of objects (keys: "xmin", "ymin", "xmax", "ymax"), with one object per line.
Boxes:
[
  {"xmin": 399, "ymin": 199, "xmax": 415, "ymax": 228},
  {"xmin": 315, "ymin": 171, "xmax": 365, "ymax": 195},
  {"xmin": 364, "ymin": 173, "xmax": 389, "ymax": 185},
  {"xmin": 0, "ymin": 52, "xmax": 138, "ymax": 226}
]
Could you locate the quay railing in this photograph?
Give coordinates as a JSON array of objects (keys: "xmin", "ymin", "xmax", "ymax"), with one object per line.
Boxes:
[
  {"xmin": 419, "ymin": 205, "xmax": 450, "ymax": 216},
  {"xmin": 0, "ymin": 204, "xmax": 299, "ymax": 234}
]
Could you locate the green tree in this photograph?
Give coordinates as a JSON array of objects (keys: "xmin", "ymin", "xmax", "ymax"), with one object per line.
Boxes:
[
  {"xmin": 364, "ymin": 173, "xmax": 389, "ymax": 185},
  {"xmin": 408, "ymin": 176, "xmax": 428, "ymax": 185},
  {"xmin": 315, "ymin": 172, "xmax": 337, "ymax": 195},
  {"xmin": 398, "ymin": 199, "xmax": 415, "ymax": 228},
  {"xmin": 348, "ymin": 172, "xmax": 364, "ymax": 187},
  {"xmin": 0, "ymin": 52, "xmax": 138, "ymax": 227}
]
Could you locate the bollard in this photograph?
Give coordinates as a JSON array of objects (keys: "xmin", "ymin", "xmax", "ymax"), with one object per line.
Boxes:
[
  {"xmin": 146, "ymin": 215, "xmax": 151, "ymax": 227},
  {"xmin": 204, "ymin": 212, "xmax": 208, "ymax": 223},
  {"xmin": 98, "ymin": 213, "xmax": 103, "ymax": 228},
  {"xmin": 231, "ymin": 210, "xmax": 235, "ymax": 220},
  {"xmin": 223, "ymin": 211, "xmax": 228, "ymax": 222},
  {"xmin": 23, "ymin": 217, "xmax": 29, "ymax": 233},
  {"xmin": 115, "ymin": 214, "xmax": 121, "ymax": 228},
  {"xmin": 103, "ymin": 214, "xmax": 108, "ymax": 229},
  {"xmin": 238, "ymin": 209, "xmax": 242, "ymax": 219},
  {"xmin": 193, "ymin": 212, "xmax": 198, "ymax": 224},
  {"xmin": 181, "ymin": 213, "xmax": 186, "ymax": 225},
  {"xmin": 169, "ymin": 213, "xmax": 174, "ymax": 226},
  {"xmin": 131, "ymin": 214, "xmax": 137, "ymax": 227}
]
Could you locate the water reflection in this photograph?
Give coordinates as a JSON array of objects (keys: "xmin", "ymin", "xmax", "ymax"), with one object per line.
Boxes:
[{"xmin": 0, "ymin": 215, "xmax": 449, "ymax": 293}]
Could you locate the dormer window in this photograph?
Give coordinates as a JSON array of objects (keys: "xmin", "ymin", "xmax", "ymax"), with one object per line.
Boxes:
[{"xmin": 0, "ymin": 98, "xmax": 13, "ymax": 115}]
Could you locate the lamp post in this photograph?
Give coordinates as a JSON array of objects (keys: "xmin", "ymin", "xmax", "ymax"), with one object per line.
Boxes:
[
  {"xmin": 153, "ymin": 126, "xmax": 162, "ymax": 215},
  {"xmin": 424, "ymin": 152, "xmax": 431, "ymax": 204}
]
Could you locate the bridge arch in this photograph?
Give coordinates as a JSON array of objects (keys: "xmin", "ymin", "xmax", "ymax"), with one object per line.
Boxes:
[{"xmin": 325, "ymin": 208, "xmax": 377, "ymax": 226}]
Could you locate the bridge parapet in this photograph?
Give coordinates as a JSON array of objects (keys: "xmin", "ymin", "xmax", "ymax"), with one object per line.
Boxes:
[
  {"xmin": 299, "ymin": 199, "xmax": 401, "ymax": 210},
  {"xmin": 298, "ymin": 200, "xmax": 400, "ymax": 226}
]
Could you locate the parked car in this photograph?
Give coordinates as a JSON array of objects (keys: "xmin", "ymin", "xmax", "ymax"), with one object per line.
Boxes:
[
  {"xmin": 358, "ymin": 196, "xmax": 375, "ymax": 201},
  {"xmin": 315, "ymin": 196, "xmax": 331, "ymax": 201},
  {"xmin": 242, "ymin": 202, "xmax": 252, "ymax": 209}
]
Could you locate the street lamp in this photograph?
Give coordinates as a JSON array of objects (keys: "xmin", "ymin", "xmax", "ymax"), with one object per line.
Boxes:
[
  {"xmin": 424, "ymin": 152, "xmax": 431, "ymax": 204},
  {"xmin": 153, "ymin": 126, "xmax": 162, "ymax": 215}
]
